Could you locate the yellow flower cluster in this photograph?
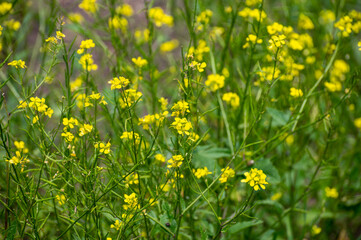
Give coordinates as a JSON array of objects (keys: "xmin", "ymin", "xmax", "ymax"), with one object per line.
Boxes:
[
  {"xmin": 189, "ymin": 61, "xmax": 206, "ymax": 73},
  {"xmin": 219, "ymin": 167, "xmax": 235, "ymax": 183},
  {"xmin": 268, "ymin": 34, "xmax": 286, "ymax": 50},
  {"xmin": 132, "ymin": 57, "xmax": 148, "ymax": 68},
  {"xmin": 290, "ymin": 87, "xmax": 303, "ymax": 98},
  {"xmin": 18, "ymin": 97, "xmax": 54, "ymax": 123},
  {"xmin": 188, "ymin": 40, "xmax": 210, "ymax": 61},
  {"xmin": 124, "ymin": 173, "xmax": 139, "ymax": 187},
  {"xmin": 109, "ymin": 16, "xmax": 128, "ymax": 32},
  {"xmin": 171, "ymin": 100, "xmax": 190, "ymax": 117},
  {"xmin": 0, "ymin": 2, "xmax": 12, "ymax": 15},
  {"xmin": 76, "ymin": 92, "xmax": 107, "ymax": 109},
  {"xmin": 222, "ymin": 92, "xmax": 240, "ymax": 108},
  {"xmin": 324, "ymin": 59, "xmax": 349, "ymax": 92},
  {"xmin": 4, "ymin": 19, "xmax": 20, "ymax": 31},
  {"xmin": 123, "ymin": 193, "xmax": 139, "ymax": 210},
  {"xmin": 61, "ymin": 117, "xmax": 79, "ymax": 142},
  {"xmin": 138, "ymin": 111, "xmax": 168, "ymax": 130},
  {"xmin": 7, "ymin": 141, "xmax": 30, "ymax": 169},
  {"xmin": 160, "ymin": 39, "xmax": 179, "ymax": 53},
  {"xmin": 193, "ymin": 167, "xmax": 212, "ymax": 178},
  {"xmin": 170, "ymin": 117, "xmax": 193, "ymax": 135},
  {"xmin": 79, "ymin": 124, "xmax": 93, "ymax": 136},
  {"xmin": 79, "ymin": 0, "xmax": 97, "ymax": 14},
  {"xmin": 154, "ymin": 153, "xmax": 166, "ymax": 162},
  {"xmin": 298, "ymin": 13, "xmax": 314, "ymax": 30},
  {"xmin": 94, "ymin": 141, "xmax": 111, "ymax": 154},
  {"xmin": 77, "ymin": 39, "xmax": 95, "ymax": 54},
  {"xmin": 245, "ymin": 0, "xmax": 262, "ymax": 6},
  {"xmin": 355, "ymin": 117, "xmax": 361, "ymax": 129},
  {"xmin": 70, "ymin": 77, "xmax": 83, "ymax": 92},
  {"xmin": 196, "ymin": 9, "xmax": 213, "ymax": 31},
  {"xmin": 119, "ymin": 89, "xmax": 142, "ymax": 108},
  {"xmin": 325, "ymin": 187, "xmax": 338, "ymax": 198},
  {"xmin": 243, "ymin": 34, "xmax": 263, "ymax": 48},
  {"xmin": 238, "ymin": 8, "xmax": 267, "ymax": 22},
  {"xmin": 120, "ymin": 131, "xmax": 141, "ymax": 145},
  {"xmin": 68, "ymin": 13, "xmax": 84, "ymax": 24},
  {"xmin": 116, "ymin": 4, "xmax": 133, "ymax": 17},
  {"xmin": 241, "ymin": 168, "xmax": 268, "ymax": 191},
  {"xmin": 56, "ymin": 194, "xmax": 66, "ymax": 205},
  {"xmin": 8, "ymin": 59, "xmax": 26, "ymax": 69},
  {"xmin": 205, "ymin": 74, "xmax": 225, "ymax": 92},
  {"xmin": 257, "ymin": 66, "xmax": 280, "ymax": 82},
  {"xmin": 149, "ymin": 7, "xmax": 174, "ymax": 27},
  {"xmin": 159, "ymin": 97, "xmax": 168, "ymax": 111},
  {"xmin": 167, "ymin": 155, "xmax": 184, "ymax": 168},
  {"xmin": 334, "ymin": 10, "xmax": 361, "ymax": 37},
  {"xmin": 79, "ymin": 53, "xmax": 98, "ymax": 71},
  {"xmin": 108, "ymin": 76, "xmax": 130, "ymax": 90}
]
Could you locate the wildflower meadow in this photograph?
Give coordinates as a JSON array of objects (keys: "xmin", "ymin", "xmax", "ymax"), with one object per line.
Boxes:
[{"xmin": 1, "ymin": 0, "xmax": 361, "ymax": 239}]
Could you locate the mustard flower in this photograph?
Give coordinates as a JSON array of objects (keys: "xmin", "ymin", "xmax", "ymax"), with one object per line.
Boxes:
[
  {"xmin": 7, "ymin": 151, "xmax": 29, "ymax": 166},
  {"xmin": 61, "ymin": 131, "xmax": 75, "ymax": 142},
  {"xmin": 116, "ymin": 4, "xmax": 133, "ymax": 17},
  {"xmin": 109, "ymin": 16, "xmax": 128, "ymax": 32},
  {"xmin": 268, "ymin": 34, "xmax": 286, "ymax": 50},
  {"xmin": 311, "ymin": 225, "xmax": 321, "ymax": 235},
  {"xmin": 205, "ymin": 74, "xmax": 225, "ymax": 92},
  {"xmin": 238, "ymin": 8, "xmax": 267, "ymax": 22},
  {"xmin": 325, "ymin": 187, "xmax": 339, "ymax": 198},
  {"xmin": 110, "ymin": 220, "xmax": 123, "ymax": 231},
  {"xmin": 108, "ymin": 76, "xmax": 130, "ymax": 90},
  {"xmin": 120, "ymin": 131, "xmax": 140, "ymax": 145},
  {"xmin": 94, "ymin": 142, "xmax": 111, "ymax": 154},
  {"xmin": 4, "ymin": 19, "xmax": 21, "ymax": 31},
  {"xmin": 290, "ymin": 88, "xmax": 303, "ymax": 98},
  {"xmin": 79, "ymin": 53, "xmax": 98, "ymax": 71},
  {"xmin": 171, "ymin": 100, "xmax": 190, "ymax": 117},
  {"xmin": 77, "ymin": 39, "xmax": 95, "ymax": 54},
  {"xmin": 123, "ymin": 193, "xmax": 139, "ymax": 210},
  {"xmin": 149, "ymin": 7, "xmax": 174, "ymax": 27},
  {"xmin": 155, "ymin": 153, "xmax": 166, "ymax": 162},
  {"xmin": 358, "ymin": 41, "xmax": 361, "ymax": 51},
  {"xmin": 79, "ymin": 0, "xmax": 97, "ymax": 14},
  {"xmin": 189, "ymin": 61, "xmax": 206, "ymax": 72},
  {"xmin": 45, "ymin": 36, "xmax": 58, "ymax": 44},
  {"xmin": 124, "ymin": 173, "xmax": 139, "ymax": 187},
  {"xmin": 14, "ymin": 141, "xmax": 28, "ymax": 153},
  {"xmin": 56, "ymin": 31, "xmax": 65, "ymax": 39},
  {"xmin": 241, "ymin": 168, "xmax": 268, "ymax": 191},
  {"xmin": 119, "ymin": 89, "xmax": 142, "ymax": 108},
  {"xmin": 8, "ymin": 60, "xmax": 26, "ymax": 69},
  {"xmin": 298, "ymin": 13, "xmax": 314, "ymax": 30},
  {"xmin": 68, "ymin": 13, "xmax": 84, "ymax": 23},
  {"xmin": 79, "ymin": 124, "xmax": 93, "ymax": 136},
  {"xmin": 132, "ymin": 57, "xmax": 148, "ymax": 68},
  {"xmin": 167, "ymin": 155, "xmax": 184, "ymax": 168},
  {"xmin": 63, "ymin": 117, "xmax": 79, "ymax": 129},
  {"xmin": 354, "ymin": 117, "xmax": 361, "ymax": 129},
  {"xmin": 187, "ymin": 40, "xmax": 210, "ymax": 61},
  {"xmin": 193, "ymin": 167, "xmax": 212, "ymax": 178},
  {"xmin": 160, "ymin": 39, "xmax": 179, "ymax": 52},
  {"xmin": 56, "ymin": 194, "xmax": 66, "ymax": 205},
  {"xmin": 243, "ymin": 34, "xmax": 263, "ymax": 48},
  {"xmin": 222, "ymin": 92, "xmax": 240, "ymax": 108},
  {"xmin": 170, "ymin": 117, "xmax": 193, "ymax": 135},
  {"xmin": 159, "ymin": 97, "xmax": 168, "ymax": 111},
  {"xmin": 0, "ymin": 2, "xmax": 12, "ymax": 15},
  {"xmin": 219, "ymin": 167, "xmax": 235, "ymax": 183},
  {"xmin": 267, "ymin": 22, "xmax": 285, "ymax": 35},
  {"xmin": 70, "ymin": 77, "xmax": 83, "ymax": 91}
]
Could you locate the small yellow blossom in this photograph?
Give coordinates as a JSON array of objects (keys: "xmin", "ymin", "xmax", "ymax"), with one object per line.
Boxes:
[
  {"xmin": 61, "ymin": 131, "xmax": 75, "ymax": 142},
  {"xmin": 170, "ymin": 117, "xmax": 193, "ymax": 135},
  {"xmin": 4, "ymin": 19, "xmax": 21, "ymax": 31},
  {"xmin": 123, "ymin": 193, "xmax": 139, "ymax": 210},
  {"xmin": 205, "ymin": 74, "xmax": 225, "ymax": 92},
  {"xmin": 120, "ymin": 131, "xmax": 141, "ymax": 145},
  {"xmin": 124, "ymin": 173, "xmax": 139, "ymax": 187},
  {"xmin": 108, "ymin": 76, "xmax": 130, "ymax": 90},
  {"xmin": 56, "ymin": 31, "xmax": 65, "ymax": 39},
  {"xmin": 268, "ymin": 34, "xmax": 286, "ymax": 50},
  {"xmin": 167, "ymin": 155, "xmax": 184, "ymax": 168},
  {"xmin": 110, "ymin": 219, "xmax": 122, "ymax": 231},
  {"xmin": 271, "ymin": 192, "xmax": 282, "ymax": 201},
  {"xmin": 70, "ymin": 77, "xmax": 83, "ymax": 91},
  {"xmin": 219, "ymin": 167, "xmax": 235, "ymax": 183},
  {"xmin": 68, "ymin": 13, "xmax": 84, "ymax": 23},
  {"xmin": 119, "ymin": 89, "xmax": 142, "ymax": 108},
  {"xmin": 193, "ymin": 167, "xmax": 212, "ymax": 178},
  {"xmin": 45, "ymin": 36, "xmax": 58, "ymax": 44},
  {"xmin": 116, "ymin": 4, "xmax": 133, "ymax": 17},
  {"xmin": 8, "ymin": 60, "xmax": 26, "ymax": 69},
  {"xmin": 79, "ymin": 53, "xmax": 98, "ymax": 71},
  {"xmin": 56, "ymin": 194, "xmax": 66, "ymax": 205},
  {"xmin": 241, "ymin": 168, "xmax": 268, "ymax": 191},
  {"xmin": 132, "ymin": 57, "xmax": 148, "ymax": 68},
  {"xmin": 354, "ymin": 117, "xmax": 361, "ymax": 129},
  {"xmin": 171, "ymin": 100, "xmax": 190, "ymax": 117},
  {"xmin": 325, "ymin": 187, "xmax": 338, "ymax": 198},
  {"xmin": 94, "ymin": 142, "xmax": 111, "ymax": 154},
  {"xmin": 155, "ymin": 153, "xmax": 166, "ymax": 162},
  {"xmin": 79, "ymin": 124, "xmax": 93, "ymax": 136},
  {"xmin": 160, "ymin": 39, "xmax": 179, "ymax": 52},
  {"xmin": 79, "ymin": 0, "xmax": 97, "ymax": 14},
  {"xmin": 63, "ymin": 117, "xmax": 78, "ymax": 129},
  {"xmin": 312, "ymin": 225, "xmax": 321, "ymax": 236},
  {"xmin": 298, "ymin": 13, "xmax": 314, "ymax": 30},
  {"xmin": 109, "ymin": 16, "xmax": 128, "ymax": 32},
  {"xmin": 159, "ymin": 97, "xmax": 168, "ymax": 111},
  {"xmin": 77, "ymin": 39, "xmax": 95, "ymax": 54},
  {"xmin": 149, "ymin": 7, "xmax": 174, "ymax": 27},
  {"xmin": 243, "ymin": 34, "xmax": 263, "ymax": 48},
  {"xmin": 222, "ymin": 92, "xmax": 240, "ymax": 108},
  {"xmin": 0, "ymin": 2, "xmax": 12, "ymax": 15},
  {"xmin": 290, "ymin": 88, "xmax": 303, "ymax": 98}
]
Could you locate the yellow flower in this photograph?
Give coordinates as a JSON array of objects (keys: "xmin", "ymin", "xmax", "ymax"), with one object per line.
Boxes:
[
  {"xmin": 238, "ymin": 8, "xmax": 267, "ymax": 22},
  {"xmin": 268, "ymin": 34, "xmax": 286, "ymax": 50},
  {"xmin": 110, "ymin": 219, "xmax": 123, "ymax": 231},
  {"xmin": 167, "ymin": 155, "xmax": 184, "ymax": 168},
  {"xmin": 354, "ymin": 117, "xmax": 361, "ymax": 129},
  {"xmin": 4, "ymin": 19, "xmax": 21, "ymax": 31},
  {"xmin": 63, "ymin": 117, "xmax": 78, "ymax": 129},
  {"xmin": 149, "ymin": 7, "xmax": 174, "ymax": 27},
  {"xmin": 187, "ymin": 40, "xmax": 210, "ymax": 61},
  {"xmin": 70, "ymin": 77, "xmax": 83, "ymax": 91},
  {"xmin": 79, "ymin": 53, "xmax": 98, "ymax": 71},
  {"xmin": 79, "ymin": 0, "xmax": 97, "ymax": 14},
  {"xmin": 45, "ymin": 36, "xmax": 58, "ymax": 44},
  {"xmin": 358, "ymin": 41, "xmax": 361, "ymax": 51},
  {"xmin": 68, "ymin": 13, "xmax": 84, "ymax": 24},
  {"xmin": 311, "ymin": 225, "xmax": 321, "ymax": 235},
  {"xmin": 324, "ymin": 81, "xmax": 342, "ymax": 92},
  {"xmin": 108, "ymin": 76, "xmax": 130, "ymax": 90},
  {"xmin": 56, "ymin": 194, "xmax": 66, "ymax": 205},
  {"xmin": 124, "ymin": 173, "xmax": 139, "ymax": 187},
  {"xmin": 171, "ymin": 100, "xmax": 190, "ymax": 117},
  {"xmin": 271, "ymin": 192, "xmax": 282, "ymax": 201},
  {"xmin": 325, "ymin": 187, "xmax": 338, "ymax": 198},
  {"xmin": 205, "ymin": 74, "xmax": 225, "ymax": 92},
  {"xmin": 123, "ymin": 193, "xmax": 138, "ymax": 210},
  {"xmin": 155, "ymin": 153, "xmax": 166, "ymax": 162},
  {"xmin": 243, "ymin": 34, "xmax": 263, "ymax": 48},
  {"xmin": 120, "ymin": 131, "xmax": 141, "ymax": 145},
  {"xmin": 32, "ymin": 116, "xmax": 39, "ymax": 124},
  {"xmin": 219, "ymin": 167, "xmax": 235, "ymax": 183},
  {"xmin": 170, "ymin": 117, "xmax": 193, "ymax": 135},
  {"xmin": 132, "ymin": 57, "xmax": 148, "ymax": 68},
  {"xmin": 56, "ymin": 31, "xmax": 65, "ymax": 39},
  {"xmin": 193, "ymin": 167, "xmax": 212, "ymax": 178},
  {"xmin": 61, "ymin": 131, "xmax": 75, "ymax": 142},
  {"xmin": 119, "ymin": 89, "xmax": 143, "ymax": 108},
  {"xmin": 79, "ymin": 124, "xmax": 93, "ymax": 136},
  {"xmin": 160, "ymin": 39, "xmax": 179, "ymax": 52},
  {"xmin": 8, "ymin": 60, "xmax": 26, "ymax": 69},
  {"xmin": 94, "ymin": 142, "xmax": 111, "ymax": 154},
  {"xmin": 108, "ymin": 16, "xmax": 128, "ymax": 32},
  {"xmin": 241, "ymin": 168, "xmax": 269, "ymax": 190},
  {"xmin": 222, "ymin": 92, "xmax": 240, "ymax": 108},
  {"xmin": 0, "ymin": 2, "xmax": 12, "ymax": 15},
  {"xmin": 77, "ymin": 39, "xmax": 95, "ymax": 54},
  {"xmin": 159, "ymin": 97, "xmax": 168, "ymax": 111},
  {"xmin": 298, "ymin": 13, "xmax": 314, "ymax": 30},
  {"xmin": 7, "ymin": 151, "xmax": 29, "ymax": 166},
  {"xmin": 116, "ymin": 4, "xmax": 133, "ymax": 17},
  {"xmin": 290, "ymin": 87, "xmax": 303, "ymax": 98}
]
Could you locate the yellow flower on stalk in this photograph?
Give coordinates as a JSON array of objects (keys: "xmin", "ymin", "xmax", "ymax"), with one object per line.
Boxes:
[
  {"xmin": 119, "ymin": 89, "xmax": 142, "ymax": 108},
  {"xmin": 14, "ymin": 141, "xmax": 29, "ymax": 153},
  {"xmin": 7, "ymin": 151, "xmax": 29, "ymax": 166},
  {"xmin": 189, "ymin": 61, "xmax": 206, "ymax": 73},
  {"xmin": 61, "ymin": 131, "xmax": 75, "ymax": 142},
  {"xmin": 268, "ymin": 34, "xmax": 286, "ymax": 50},
  {"xmin": 298, "ymin": 13, "xmax": 314, "ymax": 30},
  {"xmin": 159, "ymin": 97, "xmax": 168, "ymax": 111},
  {"xmin": 241, "ymin": 168, "xmax": 268, "ymax": 191},
  {"xmin": 124, "ymin": 173, "xmax": 139, "ymax": 187},
  {"xmin": 167, "ymin": 155, "xmax": 184, "ymax": 168},
  {"xmin": 149, "ymin": 7, "xmax": 174, "ymax": 27},
  {"xmin": 243, "ymin": 34, "xmax": 263, "ymax": 48},
  {"xmin": 79, "ymin": 53, "xmax": 98, "ymax": 71},
  {"xmin": 45, "ymin": 36, "xmax": 58, "ymax": 44},
  {"xmin": 324, "ymin": 81, "xmax": 342, "ymax": 92},
  {"xmin": 170, "ymin": 117, "xmax": 193, "ymax": 135},
  {"xmin": 116, "ymin": 4, "xmax": 133, "ymax": 17},
  {"xmin": 222, "ymin": 92, "xmax": 240, "ymax": 108},
  {"xmin": 120, "ymin": 131, "xmax": 141, "ymax": 145},
  {"xmin": 0, "ymin": 2, "xmax": 12, "ymax": 15},
  {"xmin": 238, "ymin": 8, "xmax": 267, "ymax": 22},
  {"xmin": 70, "ymin": 77, "xmax": 83, "ymax": 91},
  {"xmin": 94, "ymin": 142, "xmax": 111, "ymax": 154},
  {"xmin": 325, "ymin": 187, "xmax": 338, "ymax": 198},
  {"xmin": 271, "ymin": 192, "xmax": 282, "ymax": 201},
  {"xmin": 68, "ymin": 13, "xmax": 84, "ymax": 24},
  {"xmin": 160, "ymin": 39, "xmax": 179, "ymax": 52},
  {"xmin": 8, "ymin": 60, "xmax": 26, "ymax": 69},
  {"xmin": 155, "ymin": 153, "xmax": 166, "ymax": 162},
  {"xmin": 110, "ymin": 219, "xmax": 123, "ymax": 231},
  {"xmin": 4, "ymin": 19, "xmax": 21, "ymax": 31},
  {"xmin": 171, "ymin": 100, "xmax": 190, "ymax": 117},
  {"xmin": 311, "ymin": 225, "xmax": 321, "ymax": 235},
  {"xmin": 56, "ymin": 194, "xmax": 66, "ymax": 205},
  {"xmin": 123, "ymin": 193, "xmax": 139, "ymax": 210},
  {"xmin": 205, "ymin": 74, "xmax": 225, "ymax": 92},
  {"xmin": 290, "ymin": 87, "xmax": 303, "ymax": 98},
  {"xmin": 32, "ymin": 116, "xmax": 39, "ymax": 124},
  {"xmin": 108, "ymin": 76, "xmax": 130, "ymax": 90},
  {"xmin": 193, "ymin": 167, "xmax": 212, "ymax": 178},
  {"xmin": 219, "ymin": 167, "xmax": 235, "ymax": 183},
  {"xmin": 132, "ymin": 57, "xmax": 148, "ymax": 68},
  {"xmin": 77, "ymin": 39, "xmax": 95, "ymax": 54},
  {"xmin": 63, "ymin": 117, "xmax": 78, "ymax": 129},
  {"xmin": 354, "ymin": 117, "xmax": 361, "ymax": 129},
  {"xmin": 79, "ymin": 0, "xmax": 97, "ymax": 14},
  {"xmin": 187, "ymin": 40, "xmax": 210, "ymax": 61},
  {"xmin": 56, "ymin": 31, "xmax": 65, "ymax": 39},
  {"xmin": 109, "ymin": 16, "xmax": 128, "ymax": 32},
  {"xmin": 358, "ymin": 41, "xmax": 361, "ymax": 51},
  {"xmin": 79, "ymin": 124, "xmax": 93, "ymax": 136}
]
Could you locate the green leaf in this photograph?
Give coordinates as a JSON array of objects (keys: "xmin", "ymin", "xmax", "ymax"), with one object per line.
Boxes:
[
  {"xmin": 228, "ymin": 220, "xmax": 263, "ymax": 234},
  {"xmin": 266, "ymin": 107, "xmax": 291, "ymax": 127},
  {"xmin": 192, "ymin": 145, "xmax": 230, "ymax": 172},
  {"xmin": 254, "ymin": 158, "xmax": 281, "ymax": 185},
  {"xmin": 5, "ymin": 220, "xmax": 17, "ymax": 240}
]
